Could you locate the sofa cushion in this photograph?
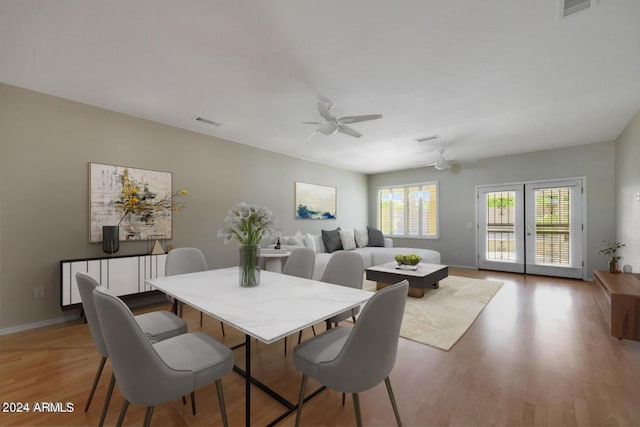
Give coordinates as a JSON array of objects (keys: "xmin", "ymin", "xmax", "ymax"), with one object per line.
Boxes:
[
  {"xmin": 291, "ymin": 230, "xmax": 305, "ymax": 246},
  {"xmin": 303, "ymin": 233, "xmax": 316, "ymax": 252},
  {"xmin": 338, "ymin": 229, "xmax": 357, "ymax": 250},
  {"xmin": 280, "ymin": 233, "xmax": 304, "ymax": 247},
  {"xmin": 354, "ymin": 228, "xmax": 368, "ymax": 248},
  {"xmin": 367, "ymin": 226, "xmax": 385, "ymax": 247},
  {"xmin": 352, "ymin": 247, "xmax": 375, "ymax": 268},
  {"xmin": 321, "ymin": 228, "xmax": 343, "ymax": 253}
]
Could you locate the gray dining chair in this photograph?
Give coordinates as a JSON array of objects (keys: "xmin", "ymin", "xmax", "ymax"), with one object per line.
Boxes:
[
  {"xmin": 281, "ymin": 247, "xmax": 316, "ymax": 354},
  {"xmin": 293, "ymin": 280, "xmax": 408, "ymax": 427},
  {"xmin": 321, "ymin": 251, "xmax": 365, "ymax": 328},
  {"xmin": 93, "ymin": 286, "xmax": 234, "ymax": 427},
  {"xmin": 166, "ymin": 247, "xmax": 224, "ymax": 334},
  {"xmin": 76, "ymin": 272, "xmax": 187, "ymax": 427}
]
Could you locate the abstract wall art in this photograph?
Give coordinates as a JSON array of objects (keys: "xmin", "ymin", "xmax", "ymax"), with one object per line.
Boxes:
[
  {"xmin": 89, "ymin": 163, "xmax": 173, "ymax": 242},
  {"xmin": 294, "ymin": 181, "xmax": 336, "ymax": 220}
]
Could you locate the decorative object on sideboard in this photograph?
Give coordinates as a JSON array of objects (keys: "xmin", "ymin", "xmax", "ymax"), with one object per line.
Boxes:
[
  {"xmin": 148, "ymin": 234, "xmax": 167, "ymax": 254},
  {"xmin": 623, "ymin": 264, "xmax": 633, "ymax": 273},
  {"xmin": 294, "ymin": 181, "xmax": 336, "ymax": 220},
  {"xmin": 89, "ymin": 163, "xmax": 187, "ymax": 245},
  {"xmin": 102, "ymin": 225, "xmax": 120, "ymax": 254},
  {"xmin": 599, "ymin": 240, "xmax": 626, "ymax": 273},
  {"xmin": 218, "ymin": 203, "xmax": 278, "ymax": 287},
  {"xmin": 151, "ymin": 240, "xmax": 165, "ymax": 255}
]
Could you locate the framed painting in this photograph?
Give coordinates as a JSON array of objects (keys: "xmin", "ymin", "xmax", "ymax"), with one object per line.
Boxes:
[
  {"xmin": 89, "ymin": 163, "xmax": 173, "ymax": 242},
  {"xmin": 295, "ymin": 182, "xmax": 337, "ymax": 220}
]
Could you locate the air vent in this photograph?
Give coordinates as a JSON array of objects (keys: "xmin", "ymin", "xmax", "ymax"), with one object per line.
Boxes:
[
  {"xmin": 194, "ymin": 116, "xmax": 222, "ymax": 127},
  {"xmin": 415, "ymin": 134, "xmax": 440, "ymax": 143},
  {"xmin": 562, "ymin": 0, "xmax": 595, "ymax": 17}
]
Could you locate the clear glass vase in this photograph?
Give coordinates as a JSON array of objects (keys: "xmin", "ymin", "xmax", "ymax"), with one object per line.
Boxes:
[{"xmin": 239, "ymin": 245, "xmax": 260, "ymax": 287}]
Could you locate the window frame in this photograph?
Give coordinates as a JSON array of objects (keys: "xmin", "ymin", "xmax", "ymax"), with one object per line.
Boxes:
[{"xmin": 377, "ymin": 181, "xmax": 440, "ymax": 239}]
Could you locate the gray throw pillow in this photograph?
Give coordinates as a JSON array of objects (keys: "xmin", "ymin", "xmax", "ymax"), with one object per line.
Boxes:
[
  {"xmin": 367, "ymin": 226, "xmax": 385, "ymax": 247},
  {"xmin": 321, "ymin": 228, "xmax": 343, "ymax": 253}
]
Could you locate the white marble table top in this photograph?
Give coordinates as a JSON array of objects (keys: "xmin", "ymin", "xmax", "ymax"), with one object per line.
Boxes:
[{"xmin": 146, "ymin": 267, "xmax": 374, "ymax": 344}]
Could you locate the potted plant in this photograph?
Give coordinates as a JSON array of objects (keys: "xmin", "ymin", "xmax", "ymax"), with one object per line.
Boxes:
[{"xmin": 599, "ymin": 240, "xmax": 625, "ymax": 273}]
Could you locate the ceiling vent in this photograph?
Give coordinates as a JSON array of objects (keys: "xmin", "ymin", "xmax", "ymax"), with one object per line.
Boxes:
[
  {"xmin": 415, "ymin": 134, "xmax": 440, "ymax": 143},
  {"xmin": 193, "ymin": 116, "xmax": 222, "ymax": 127},
  {"xmin": 561, "ymin": 0, "xmax": 595, "ymax": 17}
]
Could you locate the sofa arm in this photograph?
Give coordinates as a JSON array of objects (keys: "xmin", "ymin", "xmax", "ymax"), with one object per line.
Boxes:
[{"xmin": 384, "ymin": 238, "xmax": 393, "ymax": 248}]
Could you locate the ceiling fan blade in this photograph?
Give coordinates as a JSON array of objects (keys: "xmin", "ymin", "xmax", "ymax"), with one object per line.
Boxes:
[
  {"xmin": 319, "ymin": 123, "xmax": 338, "ymax": 135},
  {"xmin": 305, "ymin": 129, "xmax": 320, "ymax": 141},
  {"xmin": 301, "ymin": 121, "xmax": 322, "ymax": 125},
  {"xmin": 317, "ymin": 100, "xmax": 336, "ymax": 122},
  {"xmin": 337, "ymin": 124, "xmax": 362, "ymax": 138},
  {"xmin": 338, "ymin": 114, "xmax": 383, "ymax": 124}
]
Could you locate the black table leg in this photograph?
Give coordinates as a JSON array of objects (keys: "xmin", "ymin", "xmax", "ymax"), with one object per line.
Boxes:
[{"xmin": 245, "ymin": 334, "xmax": 251, "ymax": 427}]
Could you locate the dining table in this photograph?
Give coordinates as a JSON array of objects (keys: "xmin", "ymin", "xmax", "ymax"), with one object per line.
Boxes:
[{"xmin": 145, "ymin": 266, "xmax": 374, "ymax": 426}]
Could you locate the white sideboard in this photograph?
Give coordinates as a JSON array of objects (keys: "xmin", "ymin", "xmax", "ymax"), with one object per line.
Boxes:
[{"xmin": 60, "ymin": 253, "xmax": 167, "ymax": 309}]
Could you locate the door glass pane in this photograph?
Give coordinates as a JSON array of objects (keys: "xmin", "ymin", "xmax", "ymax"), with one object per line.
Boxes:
[
  {"xmin": 535, "ymin": 187, "xmax": 571, "ymax": 265},
  {"xmin": 486, "ymin": 191, "xmax": 516, "ymax": 261}
]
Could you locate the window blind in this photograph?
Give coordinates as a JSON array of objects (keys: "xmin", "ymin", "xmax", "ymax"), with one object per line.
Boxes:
[{"xmin": 377, "ymin": 182, "xmax": 439, "ymax": 238}]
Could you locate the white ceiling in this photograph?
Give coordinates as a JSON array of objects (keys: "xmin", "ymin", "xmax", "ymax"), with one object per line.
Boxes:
[{"xmin": 1, "ymin": 1, "xmax": 639, "ymax": 174}]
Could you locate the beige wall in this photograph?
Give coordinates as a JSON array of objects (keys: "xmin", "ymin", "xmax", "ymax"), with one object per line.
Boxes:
[
  {"xmin": 615, "ymin": 110, "xmax": 640, "ymax": 273},
  {"xmin": 368, "ymin": 142, "xmax": 617, "ymax": 274},
  {"xmin": 0, "ymin": 83, "xmax": 367, "ymax": 330}
]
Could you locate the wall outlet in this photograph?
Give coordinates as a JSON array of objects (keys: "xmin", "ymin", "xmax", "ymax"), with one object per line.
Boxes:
[{"xmin": 33, "ymin": 287, "xmax": 45, "ymax": 298}]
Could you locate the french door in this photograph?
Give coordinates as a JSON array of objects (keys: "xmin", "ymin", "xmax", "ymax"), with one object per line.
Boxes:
[{"xmin": 477, "ymin": 179, "xmax": 584, "ymax": 279}]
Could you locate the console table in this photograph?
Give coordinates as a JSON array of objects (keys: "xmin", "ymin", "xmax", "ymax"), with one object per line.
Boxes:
[
  {"xmin": 592, "ymin": 270, "xmax": 640, "ymax": 341},
  {"xmin": 60, "ymin": 253, "xmax": 167, "ymax": 309}
]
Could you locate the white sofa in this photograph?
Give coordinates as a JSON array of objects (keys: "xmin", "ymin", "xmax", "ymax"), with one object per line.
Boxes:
[{"xmin": 273, "ymin": 234, "xmax": 441, "ymax": 280}]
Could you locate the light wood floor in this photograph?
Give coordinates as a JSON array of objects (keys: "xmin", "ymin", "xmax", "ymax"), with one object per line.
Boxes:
[{"xmin": 1, "ymin": 268, "xmax": 639, "ymax": 426}]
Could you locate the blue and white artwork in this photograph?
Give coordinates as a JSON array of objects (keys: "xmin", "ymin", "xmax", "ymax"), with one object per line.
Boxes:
[{"xmin": 295, "ymin": 182, "xmax": 336, "ymax": 220}]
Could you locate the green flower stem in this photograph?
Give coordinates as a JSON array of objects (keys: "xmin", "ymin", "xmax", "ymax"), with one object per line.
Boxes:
[{"xmin": 240, "ymin": 245, "xmax": 259, "ymax": 287}]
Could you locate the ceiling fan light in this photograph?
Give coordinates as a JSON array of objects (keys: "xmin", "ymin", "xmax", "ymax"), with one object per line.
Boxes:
[
  {"xmin": 319, "ymin": 123, "xmax": 338, "ymax": 135},
  {"xmin": 434, "ymin": 159, "xmax": 450, "ymax": 170}
]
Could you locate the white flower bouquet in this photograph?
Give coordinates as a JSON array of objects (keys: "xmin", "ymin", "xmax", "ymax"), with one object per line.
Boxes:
[
  {"xmin": 217, "ymin": 203, "xmax": 277, "ymax": 246},
  {"xmin": 217, "ymin": 203, "xmax": 278, "ymax": 286}
]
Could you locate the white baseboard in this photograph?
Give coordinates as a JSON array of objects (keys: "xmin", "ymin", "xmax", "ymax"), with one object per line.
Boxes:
[
  {"xmin": 446, "ymin": 263, "xmax": 477, "ymax": 270},
  {"xmin": 0, "ymin": 311, "xmax": 80, "ymax": 336}
]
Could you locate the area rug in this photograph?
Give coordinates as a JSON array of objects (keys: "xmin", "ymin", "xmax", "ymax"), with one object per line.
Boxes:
[{"xmin": 363, "ymin": 276, "xmax": 503, "ymax": 351}]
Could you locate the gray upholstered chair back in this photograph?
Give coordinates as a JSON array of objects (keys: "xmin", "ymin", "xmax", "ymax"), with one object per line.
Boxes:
[
  {"xmin": 76, "ymin": 272, "xmax": 108, "ymax": 357},
  {"xmin": 92, "ymin": 287, "xmax": 193, "ymax": 407},
  {"xmin": 319, "ymin": 280, "xmax": 408, "ymax": 393},
  {"xmin": 320, "ymin": 251, "xmax": 364, "ymax": 289},
  {"xmin": 166, "ymin": 247, "xmax": 208, "ymax": 276},
  {"xmin": 282, "ymin": 247, "xmax": 315, "ymax": 279}
]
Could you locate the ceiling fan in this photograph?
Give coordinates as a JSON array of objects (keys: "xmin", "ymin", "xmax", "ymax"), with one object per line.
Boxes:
[
  {"xmin": 426, "ymin": 149, "xmax": 456, "ymax": 170},
  {"xmin": 302, "ymin": 99, "xmax": 382, "ymax": 139}
]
